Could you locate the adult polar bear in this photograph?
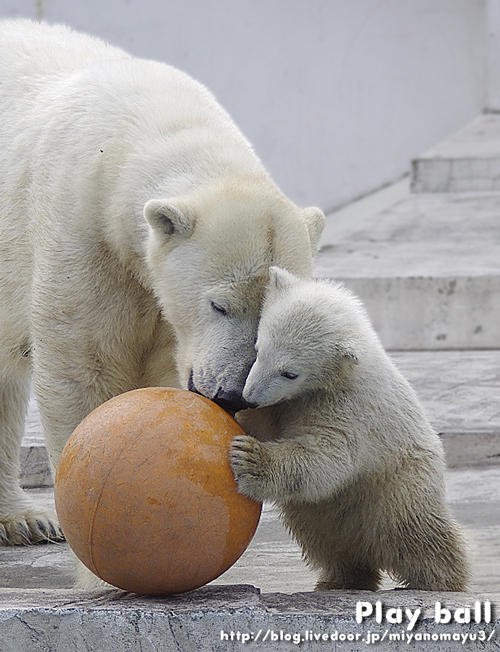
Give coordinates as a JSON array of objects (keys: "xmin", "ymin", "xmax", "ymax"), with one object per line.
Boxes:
[{"xmin": 0, "ymin": 20, "xmax": 324, "ymax": 545}]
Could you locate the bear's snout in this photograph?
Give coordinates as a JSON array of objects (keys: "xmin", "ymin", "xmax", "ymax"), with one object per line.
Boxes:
[
  {"xmin": 213, "ymin": 388, "xmax": 258, "ymax": 414},
  {"xmin": 188, "ymin": 373, "xmax": 257, "ymax": 414}
]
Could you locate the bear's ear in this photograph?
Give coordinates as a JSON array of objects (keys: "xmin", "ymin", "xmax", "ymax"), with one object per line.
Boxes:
[
  {"xmin": 144, "ymin": 199, "xmax": 196, "ymax": 239},
  {"xmin": 302, "ymin": 206, "xmax": 325, "ymax": 253},
  {"xmin": 335, "ymin": 342, "xmax": 359, "ymax": 366},
  {"xmin": 268, "ymin": 266, "xmax": 298, "ymax": 292}
]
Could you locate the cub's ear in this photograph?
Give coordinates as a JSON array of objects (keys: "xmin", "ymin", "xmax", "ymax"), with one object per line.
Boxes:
[
  {"xmin": 302, "ymin": 206, "xmax": 325, "ymax": 253},
  {"xmin": 144, "ymin": 199, "xmax": 196, "ymax": 239},
  {"xmin": 268, "ymin": 266, "xmax": 299, "ymax": 292}
]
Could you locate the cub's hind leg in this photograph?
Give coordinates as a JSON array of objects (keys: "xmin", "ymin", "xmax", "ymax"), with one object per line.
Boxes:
[
  {"xmin": 315, "ymin": 561, "xmax": 381, "ymax": 592},
  {"xmin": 280, "ymin": 501, "xmax": 382, "ymax": 592}
]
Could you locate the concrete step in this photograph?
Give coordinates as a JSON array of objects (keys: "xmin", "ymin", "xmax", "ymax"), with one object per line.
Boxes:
[
  {"xmin": 0, "ymin": 585, "xmax": 497, "ymax": 652},
  {"xmin": 20, "ymin": 349, "xmax": 500, "ymax": 490},
  {"xmin": 392, "ymin": 350, "xmax": 500, "ymax": 468},
  {"xmin": 315, "ymin": 179, "xmax": 500, "ymax": 350},
  {"xmin": 20, "ymin": 396, "xmax": 52, "ymax": 488},
  {"xmin": 412, "ymin": 113, "xmax": 500, "ymax": 192}
]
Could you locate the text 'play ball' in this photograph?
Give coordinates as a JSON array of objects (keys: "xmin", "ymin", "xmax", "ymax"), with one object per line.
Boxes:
[{"xmin": 54, "ymin": 387, "xmax": 262, "ymax": 595}]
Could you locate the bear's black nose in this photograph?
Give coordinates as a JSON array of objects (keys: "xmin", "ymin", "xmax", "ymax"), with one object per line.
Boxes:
[
  {"xmin": 213, "ymin": 389, "xmax": 257, "ymax": 414},
  {"xmin": 188, "ymin": 373, "xmax": 256, "ymax": 414}
]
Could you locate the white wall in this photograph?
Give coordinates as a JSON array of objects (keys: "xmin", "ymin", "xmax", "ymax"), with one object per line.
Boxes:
[
  {"xmin": 0, "ymin": 0, "xmax": 487, "ymax": 211},
  {"xmin": 487, "ymin": 0, "xmax": 500, "ymax": 110}
]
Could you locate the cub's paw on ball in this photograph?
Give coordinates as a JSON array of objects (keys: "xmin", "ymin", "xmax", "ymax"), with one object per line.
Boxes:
[{"xmin": 230, "ymin": 435, "xmax": 271, "ymax": 502}]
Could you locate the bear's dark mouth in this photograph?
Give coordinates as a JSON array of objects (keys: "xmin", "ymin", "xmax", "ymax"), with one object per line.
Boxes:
[{"xmin": 188, "ymin": 371, "xmax": 256, "ymax": 415}]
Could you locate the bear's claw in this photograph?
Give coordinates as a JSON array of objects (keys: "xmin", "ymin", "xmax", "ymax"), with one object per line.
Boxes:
[{"xmin": 0, "ymin": 510, "xmax": 65, "ymax": 546}]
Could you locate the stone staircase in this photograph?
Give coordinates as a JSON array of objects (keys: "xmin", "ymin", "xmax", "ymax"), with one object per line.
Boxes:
[
  {"xmin": 314, "ymin": 113, "xmax": 500, "ymax": 469},
  {"xmin": 411, "ymin": 114, "xmax": 500, "ymax": 193},
  {"xmin": 8, "ymin": 115, "xmax": 500, "ymax": 650}
]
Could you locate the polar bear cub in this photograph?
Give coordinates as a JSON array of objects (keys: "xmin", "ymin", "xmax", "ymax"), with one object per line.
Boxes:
[{"xmin": 231, "ymin": 267, "xmax": 470, "ymax": 591}]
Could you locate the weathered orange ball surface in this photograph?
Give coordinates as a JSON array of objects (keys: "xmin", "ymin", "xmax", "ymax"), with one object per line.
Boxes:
[{"xmin": 54, "ymin": 387, "xmax": 261, "ymax": 595}]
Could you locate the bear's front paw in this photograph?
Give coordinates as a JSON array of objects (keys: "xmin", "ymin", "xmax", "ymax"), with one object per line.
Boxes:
[
  {"xmin": 0, "ymin": 508, "xmax": 64, "ymax": 546},
  {"xmin": 230, "ymin": 435, "xmax": 271, "ymax": 502}
]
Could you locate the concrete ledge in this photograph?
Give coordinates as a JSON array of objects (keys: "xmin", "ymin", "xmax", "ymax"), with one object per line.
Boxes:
[
  {"xmin": 441, "ymin": 431, "xmax": 500, "ymax": 468},
  {"xmin": 412, "ymin": 114, "xmax": 500, "ymax": 193},
  {"xmin": 412, "ymin": 157, "xmax": 500, "ymax": 193},
  {"xmin": 335, "ymin": 275, "xmax": 500, "ymax": 351},
  {"xmin": 20, "ymin": 431, "xmax": 500, "ymax": 490},
  {"xmin": 20, "ymin": 442, "xmax": 52, "ymax": 488},
  {"xmin": 0, "ymin": 586, "xmax": 498, "ymax": 651},
  {"xmin": 20, "ymin": 350, "xmax": 500, "ymax": 491},
  {"xmin": 21, "ymin": 396, "xmax": 53, "ymax": 488},
  {"xmin": 317, "ymin": 187, "xmax": 500, "ymax": 350}
]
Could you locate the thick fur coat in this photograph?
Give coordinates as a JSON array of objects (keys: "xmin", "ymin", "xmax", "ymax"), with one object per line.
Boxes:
[{"xmin": 232, "ymin": 268, "xmax": 470, "ymax": 591}]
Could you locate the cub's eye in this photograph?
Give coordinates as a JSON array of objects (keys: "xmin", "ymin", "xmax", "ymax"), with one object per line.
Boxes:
[
  {"xmin": 281, "ymin": 371, "xmax": 298, "ymax": 380},
  {"xmin": 211, "ymin": 301, "xmax": 228, "ymax": 316}
]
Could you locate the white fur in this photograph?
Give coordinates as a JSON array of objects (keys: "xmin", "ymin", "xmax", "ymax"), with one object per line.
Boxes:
[
  {"xmin": 0, "ymin": 19, "xmax": 325, "ymax": 566},
  {"xmin": 232, "ymin": 268, "xmax": 470, "ymax": 591}
]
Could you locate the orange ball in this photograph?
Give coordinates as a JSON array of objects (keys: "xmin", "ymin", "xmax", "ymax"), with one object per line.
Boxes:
[{"xmin": 54, "ymin": 387, "xmax": 261, "ymax": 595}]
